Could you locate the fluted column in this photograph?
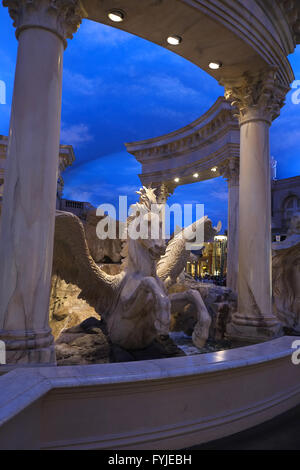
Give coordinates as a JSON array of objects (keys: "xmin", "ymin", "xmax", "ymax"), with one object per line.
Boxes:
[
  {"xmin": 223, "ymin": 69, "xmax": 289, "ymax": 342},
  {"xmin": 0, "ymin": 0, "xmax": 86, "ymax": 365},
  {"xmin": 220, "ymin": 158, "xmax": 239, "ymax": 292}
]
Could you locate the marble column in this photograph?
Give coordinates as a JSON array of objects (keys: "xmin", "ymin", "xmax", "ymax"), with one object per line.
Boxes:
[
  {"xmin": 223, "ymin": 69, "xmax": 289, "ymax": 342},
  {"xmin": 0, "ymin": 0, "xmax": 86, "ymax": 365},
  {"xmin": 221, "ymin": 158, "xmax": 239, "ymax": 292}
]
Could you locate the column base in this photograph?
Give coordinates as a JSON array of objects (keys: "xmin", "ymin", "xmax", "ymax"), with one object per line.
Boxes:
[
  {"xmin": 0, "ymin": 327, "xmax": 56, "ymax": 366},
  {"xmin": 226, "ymin": 313, "xmax": 283, "ymax": 343}
]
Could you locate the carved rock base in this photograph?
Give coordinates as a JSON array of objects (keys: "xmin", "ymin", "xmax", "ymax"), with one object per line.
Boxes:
[{"xmin": 55, "ymin": 317, "xmax": 185, "ymax": 366}]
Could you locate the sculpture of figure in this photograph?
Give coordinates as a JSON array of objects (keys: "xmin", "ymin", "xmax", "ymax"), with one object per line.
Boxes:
[
  {"xmin": 157, "ymin": 219, "xmax": 221, "ymax": 347},
  {"xmin": 53, "ymin": 187, "xmax": 219, "ymax": 350},
  {"xmin": 272, "ymin": 213, "xmax": 300, "ymax": 332}
]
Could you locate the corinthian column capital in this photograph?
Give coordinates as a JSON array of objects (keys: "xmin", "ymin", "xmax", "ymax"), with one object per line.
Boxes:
[
  {"xmin": 222, "ymin": 68, "xmax": 289, "ymax": 125},
  {"xmin": 151, "ymin": 182, "xmax": 173, "ymax": 204},
  {"xmin": 220, "ymin": 158, "xmax": 240, "ymax": 187},
  {"xmin": 3, "ymin": 0, "xmax": 87, "ymax": 46}
]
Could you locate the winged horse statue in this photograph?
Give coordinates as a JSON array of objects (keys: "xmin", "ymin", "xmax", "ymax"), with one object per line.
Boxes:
[{"xmin": 53, "ymin": 187, "xmax": 220, "ymax": 350}]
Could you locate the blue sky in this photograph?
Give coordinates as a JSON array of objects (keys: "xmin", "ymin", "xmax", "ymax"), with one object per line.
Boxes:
[{"xmin": 0, "ymin": 8, "xmax": 300, "ymax": 231}]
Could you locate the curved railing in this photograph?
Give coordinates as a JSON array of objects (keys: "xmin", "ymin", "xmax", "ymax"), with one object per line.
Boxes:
[{"xmin": 0, "ymin": 336, "xmax": 299, "ymax": 449}]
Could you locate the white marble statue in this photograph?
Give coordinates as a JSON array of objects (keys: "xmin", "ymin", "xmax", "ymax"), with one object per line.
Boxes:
[
  {"xmin": 272, "ymin": 213, "xmax": 300, "ymax": 332},
  {"xmin": 53, "ymin": 187, "xmax": 218, "ymax": 350}
]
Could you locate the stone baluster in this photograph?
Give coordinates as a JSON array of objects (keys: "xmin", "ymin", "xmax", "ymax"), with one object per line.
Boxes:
[
  {"xmin": 0, "ymin": 0, "xmax": 86, "ymax": 365},
  {"xmin": 222, "ymin": 68, "xmax": 289, "ymax": 342}
]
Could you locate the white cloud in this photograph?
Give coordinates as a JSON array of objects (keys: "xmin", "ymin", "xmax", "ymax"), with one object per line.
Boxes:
[
  {"xmin": 118, "ymin": 184, "xmax": 140, "ymax": 194},
  {"xmin": 147, "ymin": 75, "xmax": 200, "ymax": 99},
  {"xmin": 60, "ymin": 123, "xmax": 93, "ymax": 145},
  {"xmin": 211, "ymin": 190, "xmax": 228, "ymax": 201},
  {"xmin": 0, "ymin": 49, "xmax": 16, "ymax": 80},
  {"xmin": 63, "ymin": 69, "xmax": 100, "ymax": 96},
  {"xmin": 64, "ymin": 187, "xmax": 94, "ymax": 203},
  {"xmin": 113, "ymin": 74, "xmax": 203, "ymax": 103},
  {"xmin": 79, "ymin": 20, "xmax": 134, "ymax": 46},
  {"xmin": 122, "ymin": 160, "xmax": 141, "ymax": 174},
  {"xmin": 63, "ymin": 181, "xmax": 139, "ymax": 207},
  {"xmin": 61, "ymin": 59, "xmax": 219, "ymax": 112}
]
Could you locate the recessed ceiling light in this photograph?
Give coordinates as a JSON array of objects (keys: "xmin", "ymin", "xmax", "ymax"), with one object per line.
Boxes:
[
  {"xmin": 193, "ymin": 173, "xmax": 199, "ymax": 178},
  {"xmin": 174, "ymin": 177, "xmax": 180, "ymax": 183},
  {"xmin": 209, "ymin": 61, "xmax": 222, "ymax": 70},
  {"xmin": 108, "ymin": 10, "xmax": 125, "ymax": 22},
  {"xmin": 211, "ymin": 167, "xmax": 218, "ymax": 172},
  {"xmin": 167, "ymin": 35, "xmax": 182, "ymax": 46}
]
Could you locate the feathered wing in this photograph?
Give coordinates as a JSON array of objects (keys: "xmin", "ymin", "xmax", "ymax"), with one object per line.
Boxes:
[
  {"xmin": 157, "ymin": 216, "xmax": 221, "ymax": 284},
  {"xmin": 53, "ymin": 211, "xmax": 123, "ymax": 316}
]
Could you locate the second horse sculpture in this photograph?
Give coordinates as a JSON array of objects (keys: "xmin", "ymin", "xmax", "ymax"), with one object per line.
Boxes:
[
  {"xmin": 53, "ymin": 187, "xmax": 219, "ymax": 350},
  {"xmin": 272, "ymin": 213, "xmax": 300, "ymax": 333}
]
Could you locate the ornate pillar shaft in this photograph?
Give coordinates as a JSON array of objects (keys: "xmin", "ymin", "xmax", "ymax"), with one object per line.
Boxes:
[
  {"xmin": 0, "ymin": 0, "xmax": 85, "ymax": 365},
  {"xmin": 223, "ymin": 69, "xmax": 288, "ymax": 342},
  {"xmin": 220, "ymin": 158, "xmax": 239, "ymax": 292}
]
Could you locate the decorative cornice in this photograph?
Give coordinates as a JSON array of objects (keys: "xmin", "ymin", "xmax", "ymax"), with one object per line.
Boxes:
[
  {"xmin": 278, "ymin": 0, "xmax": 300, "ymax": 44},
  {"xmin": 3, "ymin": 0, "xmax": 87, "ymax": 46},
  {"xmin": 222, "ymin": 68, "xmax": 290, "ymax": 125},
  {"xmin": 139, "ymin": 142, "xmax": 240, "ymax": 188}
]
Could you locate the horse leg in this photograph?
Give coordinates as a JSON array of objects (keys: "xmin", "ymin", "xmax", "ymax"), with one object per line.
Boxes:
[
  {"xmin": 125, "ymin": 277, "xmax": 171, "ymax": 336},
  {"xmin": 169, "ymin": 289, "xmax": 211, "ymax": 348}
]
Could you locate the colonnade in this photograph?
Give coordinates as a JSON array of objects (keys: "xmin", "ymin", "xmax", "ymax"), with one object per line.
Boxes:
[{"xmin": 0, "ymin": 1, "xmax": 289, "ymax": 365}]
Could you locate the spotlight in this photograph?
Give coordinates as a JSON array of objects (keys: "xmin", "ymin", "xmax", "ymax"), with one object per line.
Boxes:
[
  {"xmin": 167, "ymin": 35, "xmax": 182, "ymax": 46},
  {"xmin": 108, "ymin": 10, "xmax": 125, "ymax": 22},
  {"xmin": 193, "ymin": 173, "xmax": 199, "ymax": 178},
  {"xmin": 211, "ymin": 167, "xmax": 218, "ymax": 172},
  {"xmin": 209, "ymin": 61, "xmax": 222, "ymax": 70},
  {"xmin": 174, "ymin": 177, "xmax": 180, "ymax": 183}
]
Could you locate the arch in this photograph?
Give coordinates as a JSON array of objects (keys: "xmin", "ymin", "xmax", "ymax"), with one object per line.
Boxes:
[{"xmin": 283, "ymin": 195, "xmax": 300, "ymax": 227}]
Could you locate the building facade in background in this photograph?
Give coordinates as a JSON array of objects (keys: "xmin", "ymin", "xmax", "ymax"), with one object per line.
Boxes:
[
  {"xmin": 0, "ymin": 135, "xmax": 94, "ymax": 219},
  {"xmin": 186, "ymin": 235, "xmax": 228, "ymax": 283},
  {"xmin": 272, "ymin": 176, "xmax": 300, "ymax": 240}
]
